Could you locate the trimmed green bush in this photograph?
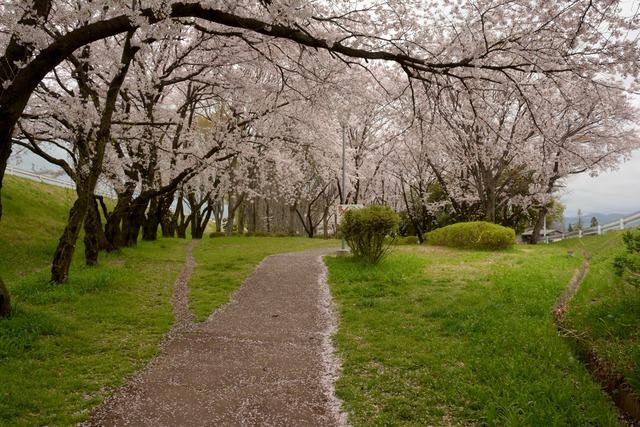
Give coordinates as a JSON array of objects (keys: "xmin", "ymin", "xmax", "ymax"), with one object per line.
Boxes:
[
  {"xmin": 342, "ymin": 205, "xmax": 400, "ymax": 264},
  {"xmin": 425, "ymin": 221, "xmax": 515, "ymax": 250}
]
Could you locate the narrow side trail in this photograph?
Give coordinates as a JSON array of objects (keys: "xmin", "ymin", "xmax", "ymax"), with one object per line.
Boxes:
[
  {"xmin": 553, "ymin": 254, "xmax": 640, "ymax": 424},
  {"xmin": 87, "ymin": 246, "xmax": 347, "ymax": 427}
]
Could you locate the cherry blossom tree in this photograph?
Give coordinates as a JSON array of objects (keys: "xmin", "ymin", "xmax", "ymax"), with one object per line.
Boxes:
[{"xmin": 1, "ymin": 0, "xmax": 639, "ymax": 315}]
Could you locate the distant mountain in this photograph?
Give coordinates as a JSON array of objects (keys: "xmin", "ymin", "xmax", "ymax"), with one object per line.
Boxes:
[{"xmin": 563, "ymin": 212, "xmax": 633, "ymax": 229}]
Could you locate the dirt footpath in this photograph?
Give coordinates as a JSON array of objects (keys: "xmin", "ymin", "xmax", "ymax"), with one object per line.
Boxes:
[{"xmin": 87, "ymin": 247, "xmax": 347, "ymax": 427}]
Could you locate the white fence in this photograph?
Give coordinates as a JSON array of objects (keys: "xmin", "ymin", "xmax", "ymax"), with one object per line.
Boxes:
[
  {"xmin": 5, "ymin": 166, "xmax": 115, "ymax": 198},
  {"xmin": 550, "ymin": 210, "xmax": 640, "ymax": 242}
]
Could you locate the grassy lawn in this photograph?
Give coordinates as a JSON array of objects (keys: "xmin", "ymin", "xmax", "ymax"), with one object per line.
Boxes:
[
  {"xmin": 0, "ymin": 176, "xmax": 79, "ymax": 282},
  {"xmin": 4, "ymin": 175, "xmax": 635, "ymax": 425},
  {"xmin": 557, "ymin": 232, "xmax": 640, "ymax": 394},
  {"xmin": 0, "ymin": 176, "xmax": 192, "ymax": 426},
  {"xmin": 0, "ymin": 239, "xmax": 188, "ymax": 426},
  {"xmin": 0, "ymin": 176, "xmax": 339, "ymax": 425},
  {"xmin": 326, "ymin": 244, "xmax": 621, "ymax": 426},
  {"xmin": 189, "ymin": 236, "xmax": 338, "ymax": 321}
]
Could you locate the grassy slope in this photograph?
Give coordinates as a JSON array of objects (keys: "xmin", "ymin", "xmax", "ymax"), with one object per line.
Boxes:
[
  {"xmin": 190, "ymin": 236, "xmax": 338, "ymax": 321},
  {"xmin": 0, "ymin": 176, "xmax": 188, "ymax": 426},
  {"xmin": 556, "ymin": 232, "xmax": 640, "ymax": 393},
  {"xmin": 326, "ymin": 244, "xmax": 620, "ymax": 426},
  {"xmin": 0, "ymin": 176, "xmax": 79, "ymax": 282}
]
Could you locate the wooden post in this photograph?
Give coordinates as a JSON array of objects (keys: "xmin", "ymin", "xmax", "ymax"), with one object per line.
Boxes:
[
  {"xmin": 597, "ymin": 225, "xmax": 602, "ymax": 235},
  {"xmin": 579, "ymin": 229, "xmax": 583, "ymax": 238},
  {"xmin": 620, "ymin": 218, "xmax": 625, "ymax": 230}
]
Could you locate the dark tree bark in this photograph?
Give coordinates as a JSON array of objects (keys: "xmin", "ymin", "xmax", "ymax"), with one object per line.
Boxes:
[
  {"xmin": 83, "ymin": 197, "xmax": 103, "ymax": 266},
  {"xmin": 161, "ymin": 211, "xmax": 176, "ymax": 238},
  {"xmin": 225, "ymin": 192, "xmax": 245, "ymax": 235},
  {"xmin": 213, "ymin": 198, "xmax": 224, "ymax": 232},
  {"xmin": 142, "ymin": 196, "xmax": 162, "ymax": 241},
  {"xmin": 265, "ymin": 201, "xmax": 271, "ymax": 233},
  {"xmin": 190, "ymin": 205, "xmax": 213, "ymax": 239},
  {"xmin": 237, "ymin": 201, "xmax": 246, "ymax": 234},
  {"xmin": 530, "ymin": 206, "xmax": 549, "ymax": 245},
  {"xmin": 159, "ymin": 193, "xmax": 177, "ymax": 237},
  {"xmin": 50, "ymin": 32, "xmax": 139, "ymax": 283},
  {"xmin": 0, "ymin": 278, "xmax": 11, "ymax": 318},
  {"xmin": 0, "ymin": 0, "xmax": 52, "ymax": 316},
  {"xmin": 105, "ymin": 187, "xmax": 134, "ymax": 251},
  {"xmin": 287, "ymin": 205, "xmax": 296, "ymax": 236},
  {"xmin": 173, "ymin": 195, "xmax": 189, "ymax": 239},
  {"xmin": 51, "ymin": 187, "xmax": 91, "ymax": 282},
  {"xmin": 122, "ymin": 200, "xmax": 148, "ymax": 246}
]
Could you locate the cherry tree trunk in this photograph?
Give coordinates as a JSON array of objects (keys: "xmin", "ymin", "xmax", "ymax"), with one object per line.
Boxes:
[
  {"xmin": 123, "ymin": 201, "xmax": 148, "ymax": 247},
  {"xmin": 237, "ymin": 202, "xmax": 246, "ymax": 234},
  {"xmin": 176, "ymin": 216, "xmax": 190, "ymax": 239},
  {"xmin": 142, "ymin": 197, "xmax": 161, "ymax": 241},
  {"xmin": 213, "ymin": 199, "xmax": 223, "ymax": 232},
  {"xmin": 265, "ymin": 201, "xmax": 271, "ymax": 233},
  {"xmin": 104, "ymin": 191, "xmax": 133, "ymax": 251},
  {"xmin": 191, "ymin": 220, "xmax": 203, "ymax": 239},
  {"xmin": 0, "ymin": 125, "xmax": 17, "ymax": 316},
  {"xmin": 0, "ymin": 277, "xmax": 11, "ymax": 318},
  {"xmin": 191, "ymin": 204, "xmax": 212, "ymax": 239},
  {"xmin": 0, "ymin": 138, "xmax": 11, "ymax": 222},
  {"xmin": 323, "ymin": 209, "xmax": 329, "ymax": 239},
  {"xmin": 189, "ymin": 211, "xmax": 200, "ymax": 239},
  {"xmin": 160, "ymin": 212, "xmax": 176, "ymax": 238},
  {"xmin": 0, "ymin": 141, "xmax": 13, "ymax": 318},
  {"xmin": 159, "ymin": 194, "xmax": 176, "ymax": 237},
  {"xmin": 83, "ymin": 197, "xmax": 104, "ymax": 266},
  {"xmin": 247, "ymin": 200, "xmax": 257, "ymax": 234},
  {"xmin": 51, "ymin": 191, "xmax": 90, "ymax": 283},
  {"xmin": 305, "ymin": 213, "xmax": 315, "ymax": 238},
  {"xmin": 530, "ymin": 206, "xmax": 549, "ymax": 245},
  {"xmin": 287, "ymin": 205, "xmax": 296, "ymax": 236},
  {"xmin": 484, "ymin": 188, "xmax": 497, "ymax": 223}
]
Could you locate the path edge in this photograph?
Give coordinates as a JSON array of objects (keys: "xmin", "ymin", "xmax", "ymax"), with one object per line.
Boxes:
[
  {"xmin": 318, "ymin": 253, "xmax": 350, "ymax": 427},
  {"xmin": 82, "ymin": 240, "xmax": 199, "ymax": 426}
]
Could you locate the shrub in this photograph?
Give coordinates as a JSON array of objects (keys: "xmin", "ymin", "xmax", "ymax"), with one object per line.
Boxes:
[
  {"xmin": 342, "ymin": 205, "xmax": 399, "ymax": 264},
  {"xmin": 425, "ymin": 221, "xmax": 515, "ymax": 250},
  {"xmin": 209, "ymin": 232, "xmax": 225, "ymax": 238},
  {"xmin": 613, "ymin": 229, "xmax": 640, "ymax": 289}
]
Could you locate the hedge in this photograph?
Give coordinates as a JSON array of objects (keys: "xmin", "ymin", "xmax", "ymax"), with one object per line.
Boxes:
[{"xmin": 425, "ymin": 221, "xmax": 515, "ymax": 250}]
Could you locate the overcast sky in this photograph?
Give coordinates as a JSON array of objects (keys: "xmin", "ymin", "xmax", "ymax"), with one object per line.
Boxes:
[{"xmin": 560, "ymin": 149, "xmax": 640, "ymax": 215}]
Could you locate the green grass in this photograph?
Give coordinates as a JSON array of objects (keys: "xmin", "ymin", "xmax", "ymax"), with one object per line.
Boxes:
[
  {"xmin": 556, "ymin": 232, "xmax": 640, "ymax": 394},
  {"xmin": 189, "ymin": 236, "xmax": 338, "ymax": 321},
  {"xmin": 326, "ymin": 244, "xmax": 621, "ymax": 426},
  {"xmin": 0, "ymin": 176, "xmax": 79, "ymax": 282},
  {"xmin": 0, "ymin": 176, "xmax": 192, "ymax": 426},
  {"xmin": 4, "ymin": 175, "xmax": 634, "ymax": 425},
  {"xmin": 0, "ymin": 176, "xmax": 340, "ymax": 425}
]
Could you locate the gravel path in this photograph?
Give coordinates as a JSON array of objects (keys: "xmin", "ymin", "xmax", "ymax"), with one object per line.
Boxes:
[{"xmin": 86, "ymin": 247, "xmax": 347, "ymax": 427}]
